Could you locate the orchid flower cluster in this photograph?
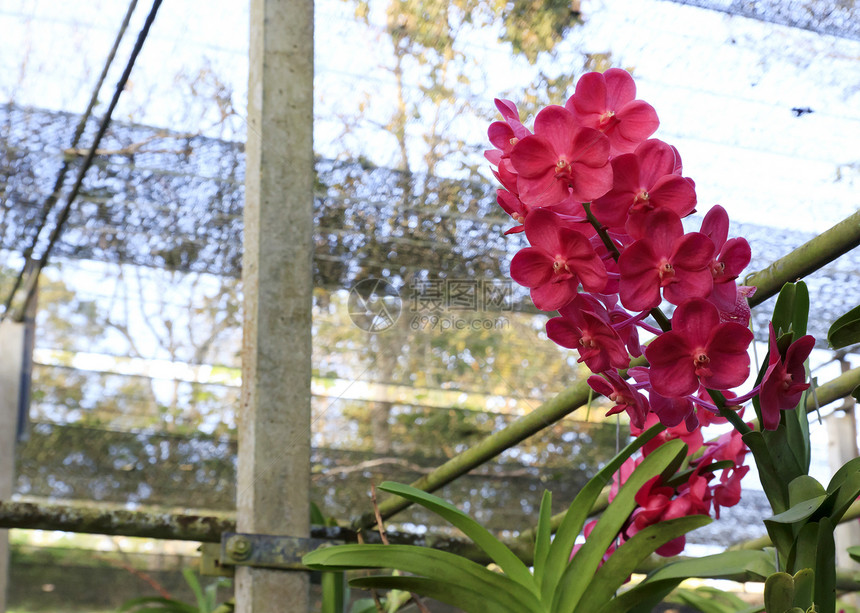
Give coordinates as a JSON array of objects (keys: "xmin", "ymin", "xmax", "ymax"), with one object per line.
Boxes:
[{"xmin": 486, "ymin": 69, "xmax": 816, "ymax": 556}]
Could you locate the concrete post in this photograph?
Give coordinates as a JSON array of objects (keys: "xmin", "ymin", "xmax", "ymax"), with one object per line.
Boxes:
[
  {"xmin": 0, "ymin": 320, "xmax": 24, "ymax": 612},
  {"xmin": 827, "ymin": 357, "xmax": 860, "ymax": 580},
  {"xmin": 237, "ymin": 0, "xmax": 314, "ymax": 610}
]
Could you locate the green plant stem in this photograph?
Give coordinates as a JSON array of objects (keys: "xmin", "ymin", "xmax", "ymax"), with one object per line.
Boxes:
[
  {"xmin": 582, "ymin": 201, "xmax": 619, "ymax": 260},
  {"xmin": 583, "ymin": 202, "xmax": 672, "ymax": 334},
  {"xmin": 709, "ymin": 390, "xmax": 753, "ymax": 435}
]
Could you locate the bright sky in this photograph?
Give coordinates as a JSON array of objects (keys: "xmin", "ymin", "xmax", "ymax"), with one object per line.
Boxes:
[{"xmin": 1, "ymin": 0, "xmax": 857, "ymax": 233}]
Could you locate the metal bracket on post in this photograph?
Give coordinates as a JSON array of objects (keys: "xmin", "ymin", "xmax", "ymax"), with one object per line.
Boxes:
[
  {"xmin": 199, "ymin": 543, "xmax": 235, "ymax": 577},
  {"xmin": 217, "ymin": 532, "xmax": 342, "ymax": 572}
]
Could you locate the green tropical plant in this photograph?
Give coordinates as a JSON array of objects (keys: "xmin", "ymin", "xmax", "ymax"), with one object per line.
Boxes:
[
  {"xmin": 305, "ymin": 427, "xmax": 761, "ymax": 613},
  {"xmin": 117, "ymin": 568, "xmax": 232, "ymax": 613}
]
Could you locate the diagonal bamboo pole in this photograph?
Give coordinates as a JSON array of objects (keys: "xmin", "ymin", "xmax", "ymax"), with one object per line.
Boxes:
[
  {"xmin": 356, "ymin": 209, "xmax": 860, "ymax": 529},
  {"xmin": 745, "ymin": 209, "xmax": 860, "ymax": 308}
]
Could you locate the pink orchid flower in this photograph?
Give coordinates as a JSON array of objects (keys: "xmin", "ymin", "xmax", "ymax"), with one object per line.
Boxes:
[
  {"xmin": 759, "ymin": 323, "xmax": 815, "ymax": 430},
  {"xmin": 645, "ymin": 298, "xmax": 753, "ymax": 397},
  {"xmin": 565, "ymin": 68, "xmax": 660, "ymax": 155},
  {"xmin": 510, "ymin": 208, "xmax": 607, "ymax": 311},
  {"xmin": 592, "ymin": 139, "xmax": 697, "ymax": 231},
  {"xmin": 510, "ymin": 105, "xmax": 612, "ymax": 206},
  {"xmin": 618, "ymin": 209, "xmax": 714, "ymax": 311}
]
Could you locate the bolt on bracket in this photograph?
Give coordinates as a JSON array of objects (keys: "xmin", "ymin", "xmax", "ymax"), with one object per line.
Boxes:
[{"xmin": 218, "ymin": 532, "xmax": 342, "ymax": 571}]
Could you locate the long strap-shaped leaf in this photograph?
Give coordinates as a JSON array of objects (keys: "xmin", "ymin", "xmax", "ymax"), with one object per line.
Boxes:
[
  {"xmin": 303, "ymin": 543, "xmax": 543, "ymax": 612},
  {"xmin": 540, "ymin": 422, "xmax": 666, "ymax": 603},
  {"xmin": 594, "ymin": 578, "xmax": 685, "ymax": 613},
  {"xmin": 552, "ymin": 439, "xmax": 687, "ymax": 613},
  {"xmin": 377, "ymin": 481, "xmax": 537, "ymax": 593},
  {"xmin": 533, "ymin": 490, "xmax": 553, "ymax": 582},
  {"xmin": 573, "ymin": 515, "xmax": 711, "ymax": 613},
  {"xmin": 645, "ymin": 549, "xmax": 776, "ymax": 584},
  {"xmin": 349, "ymin": 575, "xmax": 534, "ymax": 613}
]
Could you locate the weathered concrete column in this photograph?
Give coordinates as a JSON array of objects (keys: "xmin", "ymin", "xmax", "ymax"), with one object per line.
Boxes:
[
  {"xmin": 0, "ymin": 320, "xmax": 24, "ymax": 613},
  {"xmin": 237, "ymin": 0, "xmax": 314, "ymax": 611},
  {"xmin": 827, "ymin": 359, "xmax": 860, "ymax": 575}
]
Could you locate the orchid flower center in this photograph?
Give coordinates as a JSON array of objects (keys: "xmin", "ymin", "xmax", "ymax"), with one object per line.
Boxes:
[
  {"xmin": 554, "ymin": 158, "xmax": 573, "ymax": 183},
  {"xmin": 579, "ymin": 333, "xmax": 596, "ymax": 349},
  {"xmin": 694, "ymin": 352, "xmax": 712, "ymax": 378},
  {"xmin": 711, "ymin": 260, "xmax": 726, "ymax": 278},
  {"xmin": 509, "ymin": 136, "xmax": 519, "ymax": 147},
  {"xmin": 658, "ymin": 260, "xmax": 675, "ymax": 286},
  {"xmin": 512, "ymin": 212, "xmax": 525, "ymax": 224},
  {"xmin": 552, "ymin": 254, "xmax": 571, "ymax": 276},
  {"xmin": 609, "ymin": 390, "xmax": 632, "ymax": 406},
  {"xmin": 631, "ymin": 189, "xmax": 652, "ymax": 213},
  {"xmin": 598, "ymin": 110, "xmax": 618, "ymax": 131}
]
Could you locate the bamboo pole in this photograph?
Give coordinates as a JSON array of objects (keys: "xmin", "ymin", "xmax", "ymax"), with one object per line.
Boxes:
[
  {"xmin": 358, "ymin": 208, "xmax": 860, "ymax": 529},
  {"xmin": 745, "ymin": 209, "xmax": 860, "ymax": 307}
]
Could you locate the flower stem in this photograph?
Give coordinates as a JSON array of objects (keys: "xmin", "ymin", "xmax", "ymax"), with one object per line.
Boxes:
[
  {"xmin": 582, "ymin": 201, "xmax": 620, "ymax": 261},
  {"xmin": 582, "ymin": 202, "xmax": 672, "ymax": 333},
  {"xmin": 708, "ymin": 389, "xmax": 752, "ymax": 434}
]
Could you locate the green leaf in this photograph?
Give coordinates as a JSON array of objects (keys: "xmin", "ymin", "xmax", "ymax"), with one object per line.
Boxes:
[
  {"xmin": 825, "ymin": 467, "xmax": 860, "ymax": 524},
  {"xmin": 117, "ymin": 597, "xmax": 198, "ymax": 613},
  {"xmin": 349, "ymin": 600, "xmax": 379, "ymax": 613},
  {"xmin": 553, "ymin": 439, "xmax": 687, "ymax": 613},
  {"xmin": 762, "ymin": 424, "xmax": 805, "ymax": 485},
  {"xmin": 814, "ymin": 518, "xmax": 836, "ymax": 613},
  {"xmin": 772, "ymin": 282, "xmax": 809, "ymax": 339},
  {"xmin": 574, "ymin": 515, "xmax": 711, "ymax": 613},
  {"xmin": 828, "ymin": 304, "xmax": 860, "ymax": 349},
  {"xmin": 826, "ymin": 455, "xmax": 860, "ymax": 494},
  {"xmin": 791, "ymin": 282, "xmax": 810, "ymax": 338},
  {"xmin": 594, "ymin": 578, "xmax": 685, "ymax": 613},
  {"xmin": 767, "ymin": 496, "xmax": 827, "ymax": 525},
  {"xmin": 348, "ymin": 575, "xmax": 538, "ymax": 613},
  {"xmin": 647, "ymin": 550, "xmax": 776, "ymax": 583},
  {"xmin": 787, "ymin": 522, "xmax": 819, "ymax": 576},
  {"xmin": 540, "ymin": 422, "xmax": 666, "ymax": 603},
  {"xmin": 677, "ymin": 586, "xmax": 756, "ymax": 613},
  {"xmin": 377, "ymin": 482, "xmax": 535, "ymax": 592},
  {"xmin": 182, "ymin": 569, "xmax": 207, "ymax": 613},
  {"xmin": 533, "ymin": 490, "xmax": 553, "ymax": 582},
  {"xmin": 847, "ymin": 546, "xmax": 860, "ymax": 564},
  {"xmin": 764, "ymin": 572, "xmax": 796, "ymax": 613},
  {"xmin": 675, "ymin": 591, "xmax": 730, "ymax": 613},
  {"xmin": 852, "ymin": 385, "xmax": 860, "ymax": 403},
  {"xmin": 743, "ymin": 431, "xmax": 789, "ymax": 513},
  {"xmin": 784, "ymin": 397, "xmax": 812, "ymax": 477},
  {"xmin": 310, "ymin": 501, "xmax": 326, "ymax": 526},
  {"xmin": 675, "ymin": 588, "xmax": 738, "ymax": 613},
  {"xmin": 766, "ymin": 495, "xmax": 827, "ymax": 564},
  {"xmin": 303, "ymin": 544, "xmax": 542, "ymax": 612},
  {"xmin": 792, "ymin": 568, "xmax": 814, "ymax": 611},
  {"xmin": 788, "ymin": 476, "xmax": 826, "ymax": 506}
]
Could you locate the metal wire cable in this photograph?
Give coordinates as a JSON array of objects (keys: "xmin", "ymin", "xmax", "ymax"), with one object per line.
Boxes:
[
  {"xmin": 1, "ymin": 0, "xmax": 139, "ymax": 318},
  {"xmin": 2, "ymin": 0, "xmax": 162, "ymax": 322}
]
